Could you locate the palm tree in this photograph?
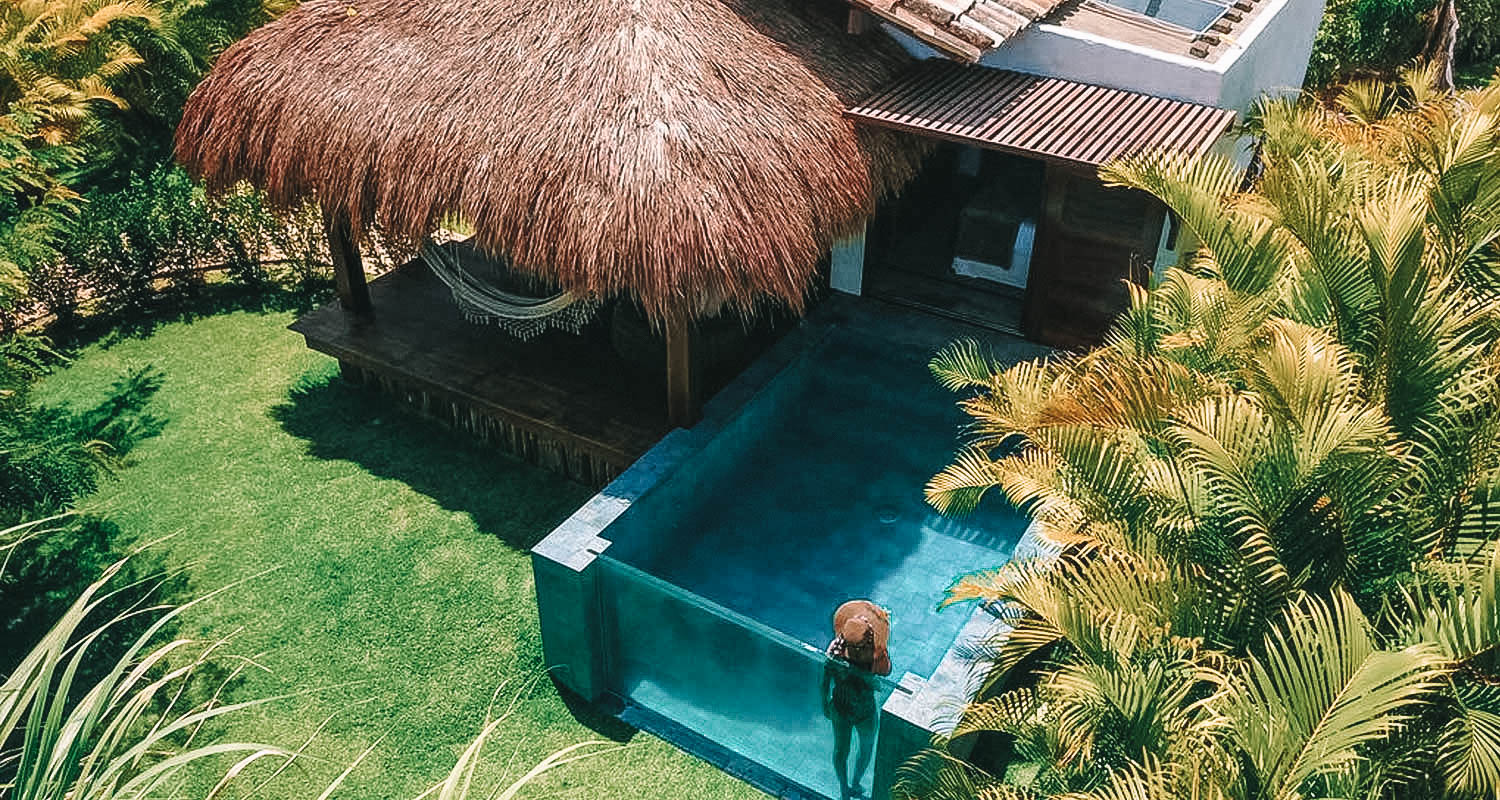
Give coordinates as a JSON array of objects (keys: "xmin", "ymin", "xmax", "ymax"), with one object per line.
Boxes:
[
  {"xmin": 908, "ymin": 73, "xmax": 1500, "ymax": 800},
  {"xmin": 928, "ymin": 69, "xmax": 1500, "ymax": 621},
  {"xmin": 0, "ymin": 0, "xmax": 157, "ymax": 144},
  {"xmin": 898, "ymin": 547, "xmax": 1500, "ymax": 800}
]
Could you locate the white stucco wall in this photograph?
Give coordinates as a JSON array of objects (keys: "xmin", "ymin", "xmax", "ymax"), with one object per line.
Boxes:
[
  {"xmin": 882, "ymin": 0, "xmax": 1326, "ymax": 114},
  {"xmin": 830, "ymin": 224, "xmax": 867, "ymax": 295},
  {"xmin": 976, "ymin": 26, "xmax": 1226, "ymax": 105},
  {"xmin": 1215, "ymin": 0, "xmax": 1327, "ymax": 110}
]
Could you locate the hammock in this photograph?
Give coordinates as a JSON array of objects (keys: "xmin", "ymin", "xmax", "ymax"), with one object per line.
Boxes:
[{"xmin": 419, "ymin": 240, "xmax": 600, "ymax": 341}]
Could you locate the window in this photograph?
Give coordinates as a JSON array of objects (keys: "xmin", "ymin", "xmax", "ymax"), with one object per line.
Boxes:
[{"xmin": 1099, "ymin": 0, "xmax": 1230, "ymax": 33}]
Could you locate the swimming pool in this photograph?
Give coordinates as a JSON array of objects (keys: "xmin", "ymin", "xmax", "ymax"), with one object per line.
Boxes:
[{"xmin": 534, "ymin": 302, "xmax": 1042, "ymax": 799}]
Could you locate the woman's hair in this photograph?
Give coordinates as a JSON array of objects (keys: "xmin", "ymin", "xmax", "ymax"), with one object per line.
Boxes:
[{"xmin": 840, "ymin": 628, "xmax": 876, "ymax": 667}]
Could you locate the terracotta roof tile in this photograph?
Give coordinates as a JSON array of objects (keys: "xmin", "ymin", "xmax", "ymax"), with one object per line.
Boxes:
[{"xmin": 847, "ymin": 0, "xmax": 1068, "ymax": 60}]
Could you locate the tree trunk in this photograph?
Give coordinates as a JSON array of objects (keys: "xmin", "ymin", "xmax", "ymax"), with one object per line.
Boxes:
[{"xmin": 1422, "ymin": 0, "xmax": 1459, "ymax": 93}]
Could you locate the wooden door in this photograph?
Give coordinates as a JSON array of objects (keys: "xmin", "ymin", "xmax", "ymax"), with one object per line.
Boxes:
[{"xmin": 1022, "ymin": 164, "xmax": 1166, "ymax": 348}]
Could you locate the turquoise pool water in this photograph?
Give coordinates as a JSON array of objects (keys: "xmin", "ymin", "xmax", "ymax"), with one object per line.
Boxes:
[{"xmin": 597, "ymin": 320, "xmax": 1033, "ymax": 798}]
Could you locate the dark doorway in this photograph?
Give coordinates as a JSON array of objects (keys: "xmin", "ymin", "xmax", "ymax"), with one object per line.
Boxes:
[{"xmin": 863, "ymin": 144, "xmax": 1045, "ymax": 334}]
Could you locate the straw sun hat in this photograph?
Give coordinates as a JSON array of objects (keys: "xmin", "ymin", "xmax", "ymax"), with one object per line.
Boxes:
[{"xmin": 833, "ymin": 600, "xmax": 890, "ymax": 651}]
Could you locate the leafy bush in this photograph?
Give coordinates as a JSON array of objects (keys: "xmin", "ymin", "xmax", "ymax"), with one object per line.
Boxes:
[
  {"xmin": 1457, "ymin": 0, "xmax": 1500, "ymax": 65},
  {"xmin": 13, "ymin": 167, "xmax": 331, "ymax": 325},
  {"xmin": 57, "ymin": 168, "xmax": 217, "ymax": 318},
  {"xmin": 1308, "ymin": 0, "xmax": 1434, "ymax": 85},
  {"xmin": 1308, "ymin": 0, "xmax": 1500, "ymax": 86},
  {"xmin": 0, "ymin": 0, "xmax": 305, "ymax": 327}
]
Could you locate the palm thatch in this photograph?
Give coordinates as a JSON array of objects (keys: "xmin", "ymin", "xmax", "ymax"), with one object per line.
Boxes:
[{"xmin": 175, "ymin": 0, "xmax": 927, "ymax": 320}]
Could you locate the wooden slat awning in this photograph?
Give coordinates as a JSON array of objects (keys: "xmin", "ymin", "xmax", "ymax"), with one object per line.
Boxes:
[{"xmin": 845, "ymin": 60, "xmax": 1238, "ymax": 167}]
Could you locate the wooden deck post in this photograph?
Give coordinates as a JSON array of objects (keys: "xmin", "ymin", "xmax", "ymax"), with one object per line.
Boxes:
[
  {"xmin": 665, "ymin": 309, "xmax": 699, "ymax": 428},
  {"xmin": 325, "ymin": 211, "xmax": 372, "ymax": 315}
]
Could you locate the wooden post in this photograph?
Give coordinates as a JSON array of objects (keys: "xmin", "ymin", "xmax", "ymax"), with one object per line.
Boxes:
[
  {"xmin": 665, "ymin": 310, "xmax": 698, "ymax": 428},
  {"xmin": 1021, "ymin": 163, "xmax": 1067, "ymax": 341},
  {"xmin": 847, "ymin": 8, "xmax": 874, "ymax": 34},
  {"xmin": 325, "ymin": 212, "xmax": 372, "ymax": 315}
]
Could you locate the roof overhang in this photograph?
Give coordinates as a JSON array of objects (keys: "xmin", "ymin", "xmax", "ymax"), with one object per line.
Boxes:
[{"xmin": 845, "ymin": 60, "xmax": 1237, "ymax": 168}]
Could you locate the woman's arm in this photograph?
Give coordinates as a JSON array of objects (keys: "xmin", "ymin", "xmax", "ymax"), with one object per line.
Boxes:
[{"xmin": 872, "ymin": 648, "xmax": 891, "ymax": 677}]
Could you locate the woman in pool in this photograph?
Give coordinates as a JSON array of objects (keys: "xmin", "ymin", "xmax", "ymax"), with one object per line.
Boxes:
[{"xmin": 822, "ymin": 599, "xmax": 891, "ymax": 800}]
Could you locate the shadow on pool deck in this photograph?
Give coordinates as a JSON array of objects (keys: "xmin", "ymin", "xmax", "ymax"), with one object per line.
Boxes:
[{"xmin": 270, "ymin": 371, "xmax": 592, "ymax": 551}]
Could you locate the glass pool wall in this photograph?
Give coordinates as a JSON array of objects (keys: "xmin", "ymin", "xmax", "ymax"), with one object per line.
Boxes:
[{"xmin": 597, "ymin": 556, "xmax": 901, "ymax": 798}]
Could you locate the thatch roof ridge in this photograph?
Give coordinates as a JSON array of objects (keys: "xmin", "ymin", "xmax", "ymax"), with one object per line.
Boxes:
[{"xmin": 177, "ymin": 0, "xmax": 926, "ymax": 319}]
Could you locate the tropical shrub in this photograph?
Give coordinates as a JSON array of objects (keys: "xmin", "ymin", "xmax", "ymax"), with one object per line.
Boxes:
[
  {"xmin": 0, "ymin": 543, "xmax": 297, "ymax": 800},
  {"xmin": 901, "ymin": 545, "xmax": 1500, "ymax": 799},
  {"xmin": 1307, "ymin": 0, "xmax": 1500, "ymax": 86},
  {"xmin": 905, "ymin": 73, "xmax": 1500, "ymax": 799},
  {"xmin": 0, "ymin": 0, "xmax": 157, "ymax": 145},
  {"xmin": 58, "ymin": 167, "xmax": 219, "ymax": 317},
  {"xmin": 1308, "ymin": 0, "xmax": 1434, "ymax": 85},
  {"xmin": 13, "ymin": 167, "xmax": 331, "ymax": 326},
  {"xmin": 0, "ymin": 0, "xmax": 296, "ymax": 328}
]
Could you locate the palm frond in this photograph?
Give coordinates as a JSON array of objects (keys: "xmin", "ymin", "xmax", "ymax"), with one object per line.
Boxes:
[
  {"xmin": 1437, "ymin": 684, "xmax": 1500, "ymax": 798},
  {"xmin": 932, "ymin": 339, "xmax": 1002, "ymax": 393},
  {"xmin": 1222, "ymin": 591, "xmax": 1447, "ymax": 796}
]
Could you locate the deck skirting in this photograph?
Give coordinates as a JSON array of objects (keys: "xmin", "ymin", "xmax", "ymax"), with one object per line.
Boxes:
[
  {"xmin": 290, "ymin": 261, "xmax": 672, "ymax": 490},
  {"xmin": 335, "ymin": 360, "xmax": 623, "ymax": 486}
]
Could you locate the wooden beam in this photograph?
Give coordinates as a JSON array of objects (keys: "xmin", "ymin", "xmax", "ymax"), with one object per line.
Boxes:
[
  {"xmin": 1021, "ymin": 162, "xmax": 1067, "ymax": 341},
  {"xmin": 325, "ymin": 212, "xmax": 371, "ymax": 315},
  {"xmin": 664, "ymin": 310, "xmax": 699, "ymax": 428},
  {"xmin": 847, "ymin": 7, "xmax": 874, "ymax": 34}
]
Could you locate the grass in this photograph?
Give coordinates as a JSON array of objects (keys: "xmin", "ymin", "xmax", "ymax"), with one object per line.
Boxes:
[
  {"xmin": 35, "ymin": 308, "xmax": 762, "ymax": 800},
  {"xmin": 1458, "ymin": 53, "xmax": 1500, "ymax": 89}
]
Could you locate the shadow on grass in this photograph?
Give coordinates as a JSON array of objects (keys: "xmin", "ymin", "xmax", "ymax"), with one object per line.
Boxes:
[
  {"xmin": 271, "ymin": 372, "xmax": 638, "ymax": 741},
  {"xmin": 270, "ymin": 370, "xmax": 591, "ymax": 552},
  {"xmin": 3, "ymin": 362, "xmax": 172, "ymax": 678},
  {"xmin": 48, "ymin": 280, "xmax": 335, "ymax": 354},
  {"xmin": 552, "ymin": 677, "xmax": 641, "ymax": 743},
  {"xmin": 0, "ymin": 514, "xmax": 186, "ymax": 685}
]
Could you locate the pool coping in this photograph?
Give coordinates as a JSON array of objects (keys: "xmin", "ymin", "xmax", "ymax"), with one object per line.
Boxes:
[{"xmin": 531, "ymin": 296, "xmax": 1032, "ymax": 800}]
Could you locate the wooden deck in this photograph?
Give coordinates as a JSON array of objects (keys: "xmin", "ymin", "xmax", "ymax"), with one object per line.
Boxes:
[{"xmin": 289, "ymin": 261, "xmax": 671, "ymax": 486}]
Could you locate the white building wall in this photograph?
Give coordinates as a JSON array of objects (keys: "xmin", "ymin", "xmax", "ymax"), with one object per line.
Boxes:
[
  {"xmin": 881, "ymin": 0, "xmax": 1327, "ymax": 115},
  {"xmin": 1215, "ymin": 0, "xmax": 1327, "ymax": 110},
  {"xmin": 976, "ymin": 27, "xmax": 1226, "ymax": 105}
]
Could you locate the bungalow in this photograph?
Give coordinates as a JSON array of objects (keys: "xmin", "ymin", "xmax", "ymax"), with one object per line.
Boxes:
[
  {"xmin": 176, "ymin": 0, "xmax": 1323, "ymax": 797},
  {"xmin": 177, "ymin": 0, "xmax": 1319, "ymax": 484},
  {"xmin": 832, "ymin": 0, "xmax": 1321, "ymax": 344}
]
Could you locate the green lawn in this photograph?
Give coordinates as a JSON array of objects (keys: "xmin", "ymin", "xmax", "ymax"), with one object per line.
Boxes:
[{"xmin": 37, "ymin": 309, "xmax": 761, "ymax": 800}]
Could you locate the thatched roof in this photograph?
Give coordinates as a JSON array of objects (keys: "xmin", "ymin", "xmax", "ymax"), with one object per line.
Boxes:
[{"xmin": 175, "ymin": 0, "xmax": 927, "ymax": 320}]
